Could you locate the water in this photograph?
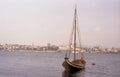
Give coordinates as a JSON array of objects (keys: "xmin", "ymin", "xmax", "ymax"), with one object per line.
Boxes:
[{"xmin": 0, "ymin": 51, "xmax": 120, "ymax": 77}]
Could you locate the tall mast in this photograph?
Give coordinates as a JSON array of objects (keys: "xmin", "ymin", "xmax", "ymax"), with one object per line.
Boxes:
[{"xmin": 74, "ymin": 4, "xmax": 77, "ymax": 60}]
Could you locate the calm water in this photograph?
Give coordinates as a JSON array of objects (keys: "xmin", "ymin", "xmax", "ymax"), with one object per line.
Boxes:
[{"xmin": 0, "ymin": 50, "xmax": 120, "ymax": 77}]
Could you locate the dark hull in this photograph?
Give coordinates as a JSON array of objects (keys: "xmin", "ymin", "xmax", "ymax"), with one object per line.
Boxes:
[{"xmin": 62, "ymin": 58, "xmax": 85, "ymax": 73}]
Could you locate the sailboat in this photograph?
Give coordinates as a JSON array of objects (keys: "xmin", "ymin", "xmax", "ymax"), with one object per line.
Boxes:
[{"xmin": 62, "ymin": 3, "xmax": 86, "ymax": 72}]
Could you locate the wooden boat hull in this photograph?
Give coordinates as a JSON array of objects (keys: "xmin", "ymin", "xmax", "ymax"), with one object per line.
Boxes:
[{"xmin": 62, "ymin": 58, "xmax": 86, "ymax": 73}]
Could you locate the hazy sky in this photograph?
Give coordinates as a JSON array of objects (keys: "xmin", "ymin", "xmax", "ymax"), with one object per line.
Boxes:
[{"xmin": 0, "ymin": 0, "xmax": 120, "ymax": 48}]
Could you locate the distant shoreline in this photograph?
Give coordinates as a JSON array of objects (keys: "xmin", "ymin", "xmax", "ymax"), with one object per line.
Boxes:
[{"xmin": 0, "ymin": 50, "xmax": 120, "ymax": 54}]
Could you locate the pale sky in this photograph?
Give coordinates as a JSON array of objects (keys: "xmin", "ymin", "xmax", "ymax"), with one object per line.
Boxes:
[{"xmin": 0, "ymin": 0, "xmax": 120, "ymax": 48}]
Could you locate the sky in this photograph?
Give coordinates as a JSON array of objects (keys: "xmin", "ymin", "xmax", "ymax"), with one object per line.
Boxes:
[{"xmin": 0, "ymin": 0, "xmax": 120, "ymax": 48}]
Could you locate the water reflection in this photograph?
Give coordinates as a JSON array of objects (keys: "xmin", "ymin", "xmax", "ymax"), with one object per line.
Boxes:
[{"xmin": 62, "ymin": 70, "xmax": 85, "ymax": 77}]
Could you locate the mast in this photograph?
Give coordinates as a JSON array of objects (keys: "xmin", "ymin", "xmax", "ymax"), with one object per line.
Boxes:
[{"xmin": 74, "ymin": 4, "xmax": 77, "ymax": 60}]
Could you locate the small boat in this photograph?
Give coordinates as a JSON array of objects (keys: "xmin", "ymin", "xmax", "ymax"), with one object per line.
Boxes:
[
  {"xmin": 62, "ymin": 3, "xmax": 86, "ymax": 73},
  {"xmin": 92, "ymin": 62, "xmax": 96, "ymax": 65}
]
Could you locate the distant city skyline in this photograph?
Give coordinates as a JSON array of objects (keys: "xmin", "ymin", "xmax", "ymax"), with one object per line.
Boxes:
[{"xmin": 0, "ymin": 0, "xmax": 120, "ymax": 48}]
